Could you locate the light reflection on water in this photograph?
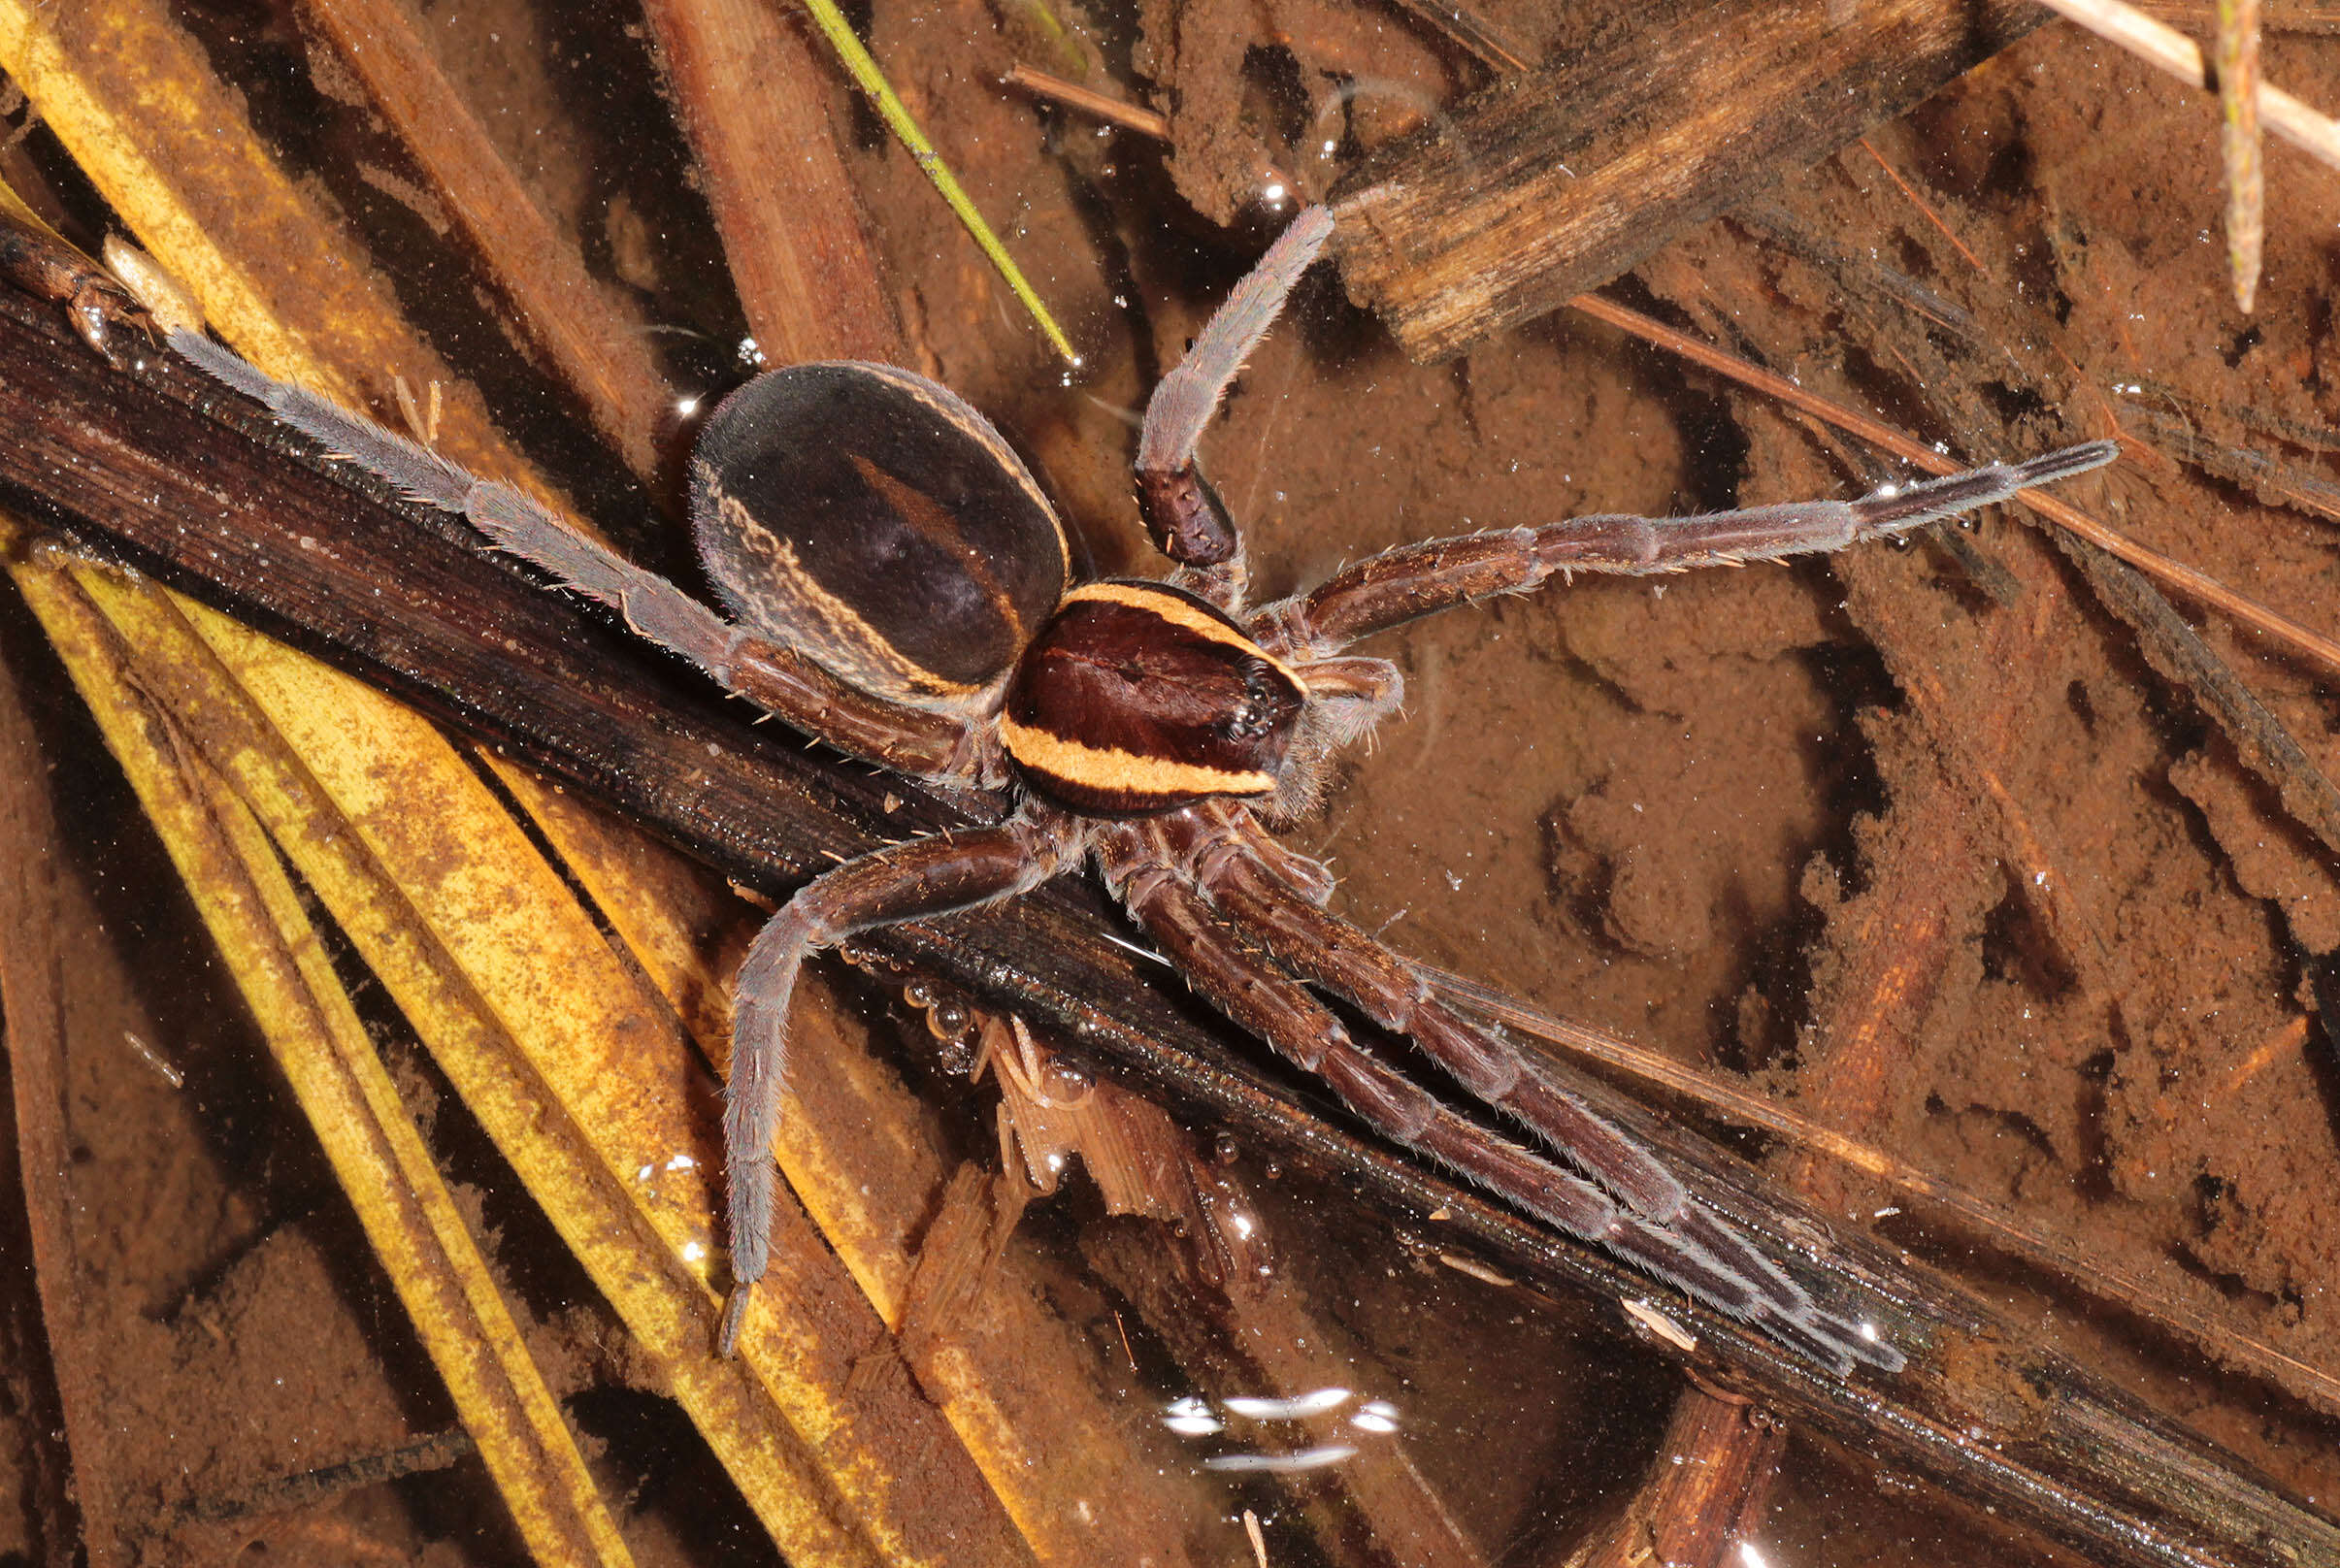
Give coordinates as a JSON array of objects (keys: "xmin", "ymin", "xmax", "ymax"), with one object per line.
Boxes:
[
  {"xmin": 1222, "ymin": 1388, "xmax": 1351, "ymax": 1421},
  {"xmin": 1203, "ymin": 1446, "xmax": 1356, "ymax": 1474},
  {"xmin": 1160, "ymin": 1386, "xmax": 1405, "ymax": 1473}
]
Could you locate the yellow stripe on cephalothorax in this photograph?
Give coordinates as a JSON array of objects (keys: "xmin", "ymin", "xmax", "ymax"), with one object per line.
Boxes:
[
  {"xmin": 1060, "ymin": 582, "xmax": 1299, "ymax": 682},
  {"xmin": 1000, "ymin": 714, "xmax": 1276, "ymax": 798}
]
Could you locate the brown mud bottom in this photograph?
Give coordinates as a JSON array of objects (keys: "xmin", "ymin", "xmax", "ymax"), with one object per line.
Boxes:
[{"xmin": 1, "ymin": 0, "xmax": 2338, "ymax": 1564}]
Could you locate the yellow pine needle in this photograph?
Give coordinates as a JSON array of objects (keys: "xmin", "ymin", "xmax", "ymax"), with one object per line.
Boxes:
[{"xmin": 10, "ymin": 543, "xmax": 637, "ymax": 1568}]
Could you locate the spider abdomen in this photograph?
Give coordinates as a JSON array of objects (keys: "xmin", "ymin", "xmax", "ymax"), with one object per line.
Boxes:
[
  {"xmin": 689, "ymin": 362, "xmax": 1071, "ymax": 706},
  {"xmin": 1003, "ymin": 581, "xmax": 1303, "ymax": 815}
]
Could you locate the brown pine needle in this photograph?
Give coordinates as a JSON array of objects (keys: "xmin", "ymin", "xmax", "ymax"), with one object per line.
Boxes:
[
  {"xmin": 1420, "ymin": 961, "xmax": 2340, "ymax": 1420},
  {"xmin": 1003, "ymin": 64, "xmax": 1169, "ymax": 139},
  {"xmin": 1565, "ymin": 289, "xmax": 2340, "ymax": 684},
  {"xmin": 2219, "ymin": 0, "xmax": 2266, "ymax": 311},
  {"xmin": 1859, "ymin": 138, "xmax": 1988, "ymax": 275},
  {"xmin": 1002, "ymin": 63, "xmax": 1300, "ymax": 204}
]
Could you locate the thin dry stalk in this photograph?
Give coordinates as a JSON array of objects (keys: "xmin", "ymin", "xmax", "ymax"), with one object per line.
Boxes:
[
  {"xmin": 1003, "ymin": 64, "xmax": 1298, "ymax": 206},
  {"xmin": 1004, "ymin": 64, "xmax": 1170, "ymax": 138},
  {"xmin": 2218, "ymin": 0, "xmax": 2265, "ymax": 310},
  {"xmin": 2137, "ymin": 0, "xmax": 2340, "ymax": 30},
  {"xmin": 1860, "ymin": 138, "xmax": 1989, "ymax": 273},
  {"xmin": 2039, "ymin": 0, "xmax": 2340, "ymax": 171}
]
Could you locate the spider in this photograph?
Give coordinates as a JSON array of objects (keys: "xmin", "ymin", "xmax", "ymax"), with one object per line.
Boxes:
[{"xmin": 166, "ymin": 206, "xmax": 2115, "ymax": 1376}]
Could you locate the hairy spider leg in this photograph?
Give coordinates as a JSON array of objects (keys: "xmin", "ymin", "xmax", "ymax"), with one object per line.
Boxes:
[
  {"xmin": 1195, "ymin": 798, "xmax": 1338, "ymax": 904},
  {"xmin": 1199, "ymin": 810, "xmax": 1909, "ymax": 1368},
  {"xmin": 1204, "ymin": 844, "xmax": 1890, "ymax": 1344},
  {"xmin": 1129, "ymin": 813, "xmax": 1903, "ymax": 1372},
  {"xmin": 1088, "ymin": 820, "xmax": 1884, "ymax": 1362},
  {"xmin": 1135, "ymin": 206, "xmax": 1337, "ymax": 592},
  {"xmin": 1171, "ymin": 816, "xmax": 1688, "ymax": 1219},
  {"xmin": 1257, "ymin": 440, "xmax": 2123, "ymax": 657},
  {"xmin": 721, "ymin": 811, "xmax": 1083, "ymax": 1354},
  {"xmin": 1095, "ymin": 822, "xmax": 1616, "ymax": 1238},
  {"xmin": 167, "ymin": 329, "xmax": 988, "ymax": 783},
  {"xmin": 1167, "ymin": 813, "xmax": 1813, "ymax": 1315}
]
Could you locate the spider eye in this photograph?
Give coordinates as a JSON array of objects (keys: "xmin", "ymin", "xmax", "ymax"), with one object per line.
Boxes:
[{"xmin": 1225, "ymin": 662, "xmax": 1281, "ymax": 740}]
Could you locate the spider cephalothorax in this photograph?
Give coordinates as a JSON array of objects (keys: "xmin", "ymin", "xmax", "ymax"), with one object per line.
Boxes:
[
  {"xmin": 170, "ymin": 206, "xmax": 2116, "ymax": 1375},
  {"xmin": 1002, "ymin": 580, "xmax": 1307, "ymax": 814}
]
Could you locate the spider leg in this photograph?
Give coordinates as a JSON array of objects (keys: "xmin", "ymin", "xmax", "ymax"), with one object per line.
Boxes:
[
  {"xmin": 1199, "ymin": 799, "xmax": 1337, "ymax": 905},
  {"xmin": 1093, "ymin": 821, "xmax": 1842, "ymax": 1350},
  {"xmin": 169, "ymin": 329, "xmax": 991, "ymax": 782},
  {"xmin": 1257, "ymin": 440, "xmax": 2121, "ymax": 656},
  {"xmin": 1135, "ymin": 207, "xmax": 1336, "ymax": 590},
  {"xmin": 1178, "ymin": 808, "xmax": 1907, "ymax": 1373},
  {"xmin": 722, "ymin": 809, "xmax": 1084, "ymax": 1353},
  {"xmin": 1167, "ymin": 816, "xmax": 1680, "ymax": 1216},
  {"xmin": 1213, "ymin": 843, "xmax": 1804, "ymax": 1290}
]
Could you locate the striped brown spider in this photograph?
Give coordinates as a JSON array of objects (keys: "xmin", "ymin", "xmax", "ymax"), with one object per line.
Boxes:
[{"xmin": 169, "ymin": 207, "xmax": 2114, "ymax": 1373}]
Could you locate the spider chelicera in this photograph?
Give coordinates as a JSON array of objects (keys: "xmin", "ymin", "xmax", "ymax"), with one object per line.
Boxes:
[{"xmin": 168, "ymin": 206, "xmax": 2115, "ymax": 1375}]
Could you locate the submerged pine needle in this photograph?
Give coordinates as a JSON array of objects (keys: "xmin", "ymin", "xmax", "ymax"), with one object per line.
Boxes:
[{"xmin": 1004, "ymin": 62, "xmax": 1169, "ymax": 139}]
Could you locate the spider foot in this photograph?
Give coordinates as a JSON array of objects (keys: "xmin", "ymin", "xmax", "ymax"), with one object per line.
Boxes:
[
  {"xmin": 718, "ymin": 1283, "xmax": 752, "ymax": 1356},
  {"xmin": 1609, "ymin": 1210, "xmax": 1901, "ymax": 1375},
  {"xmin": 1844, "ymin": 440, "xmax": 2121, "ymax": 533},
  {"xmin": 1676, "ymin": 1200, "xmax": 1804, "ymax": 1316},
  {"xmin": 1765, "ymin": 1298, "xmax": 1904, "ymax": 1375},
  {"xmin": 1434, "ymin": 1103, "xmax": 1898, "ymax": 1375}
]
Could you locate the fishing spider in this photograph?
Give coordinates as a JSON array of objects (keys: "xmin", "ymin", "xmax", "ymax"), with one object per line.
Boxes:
[{"xmin": 169, "ymin": 207, "xmax": 2114, "ymax": 1374}]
